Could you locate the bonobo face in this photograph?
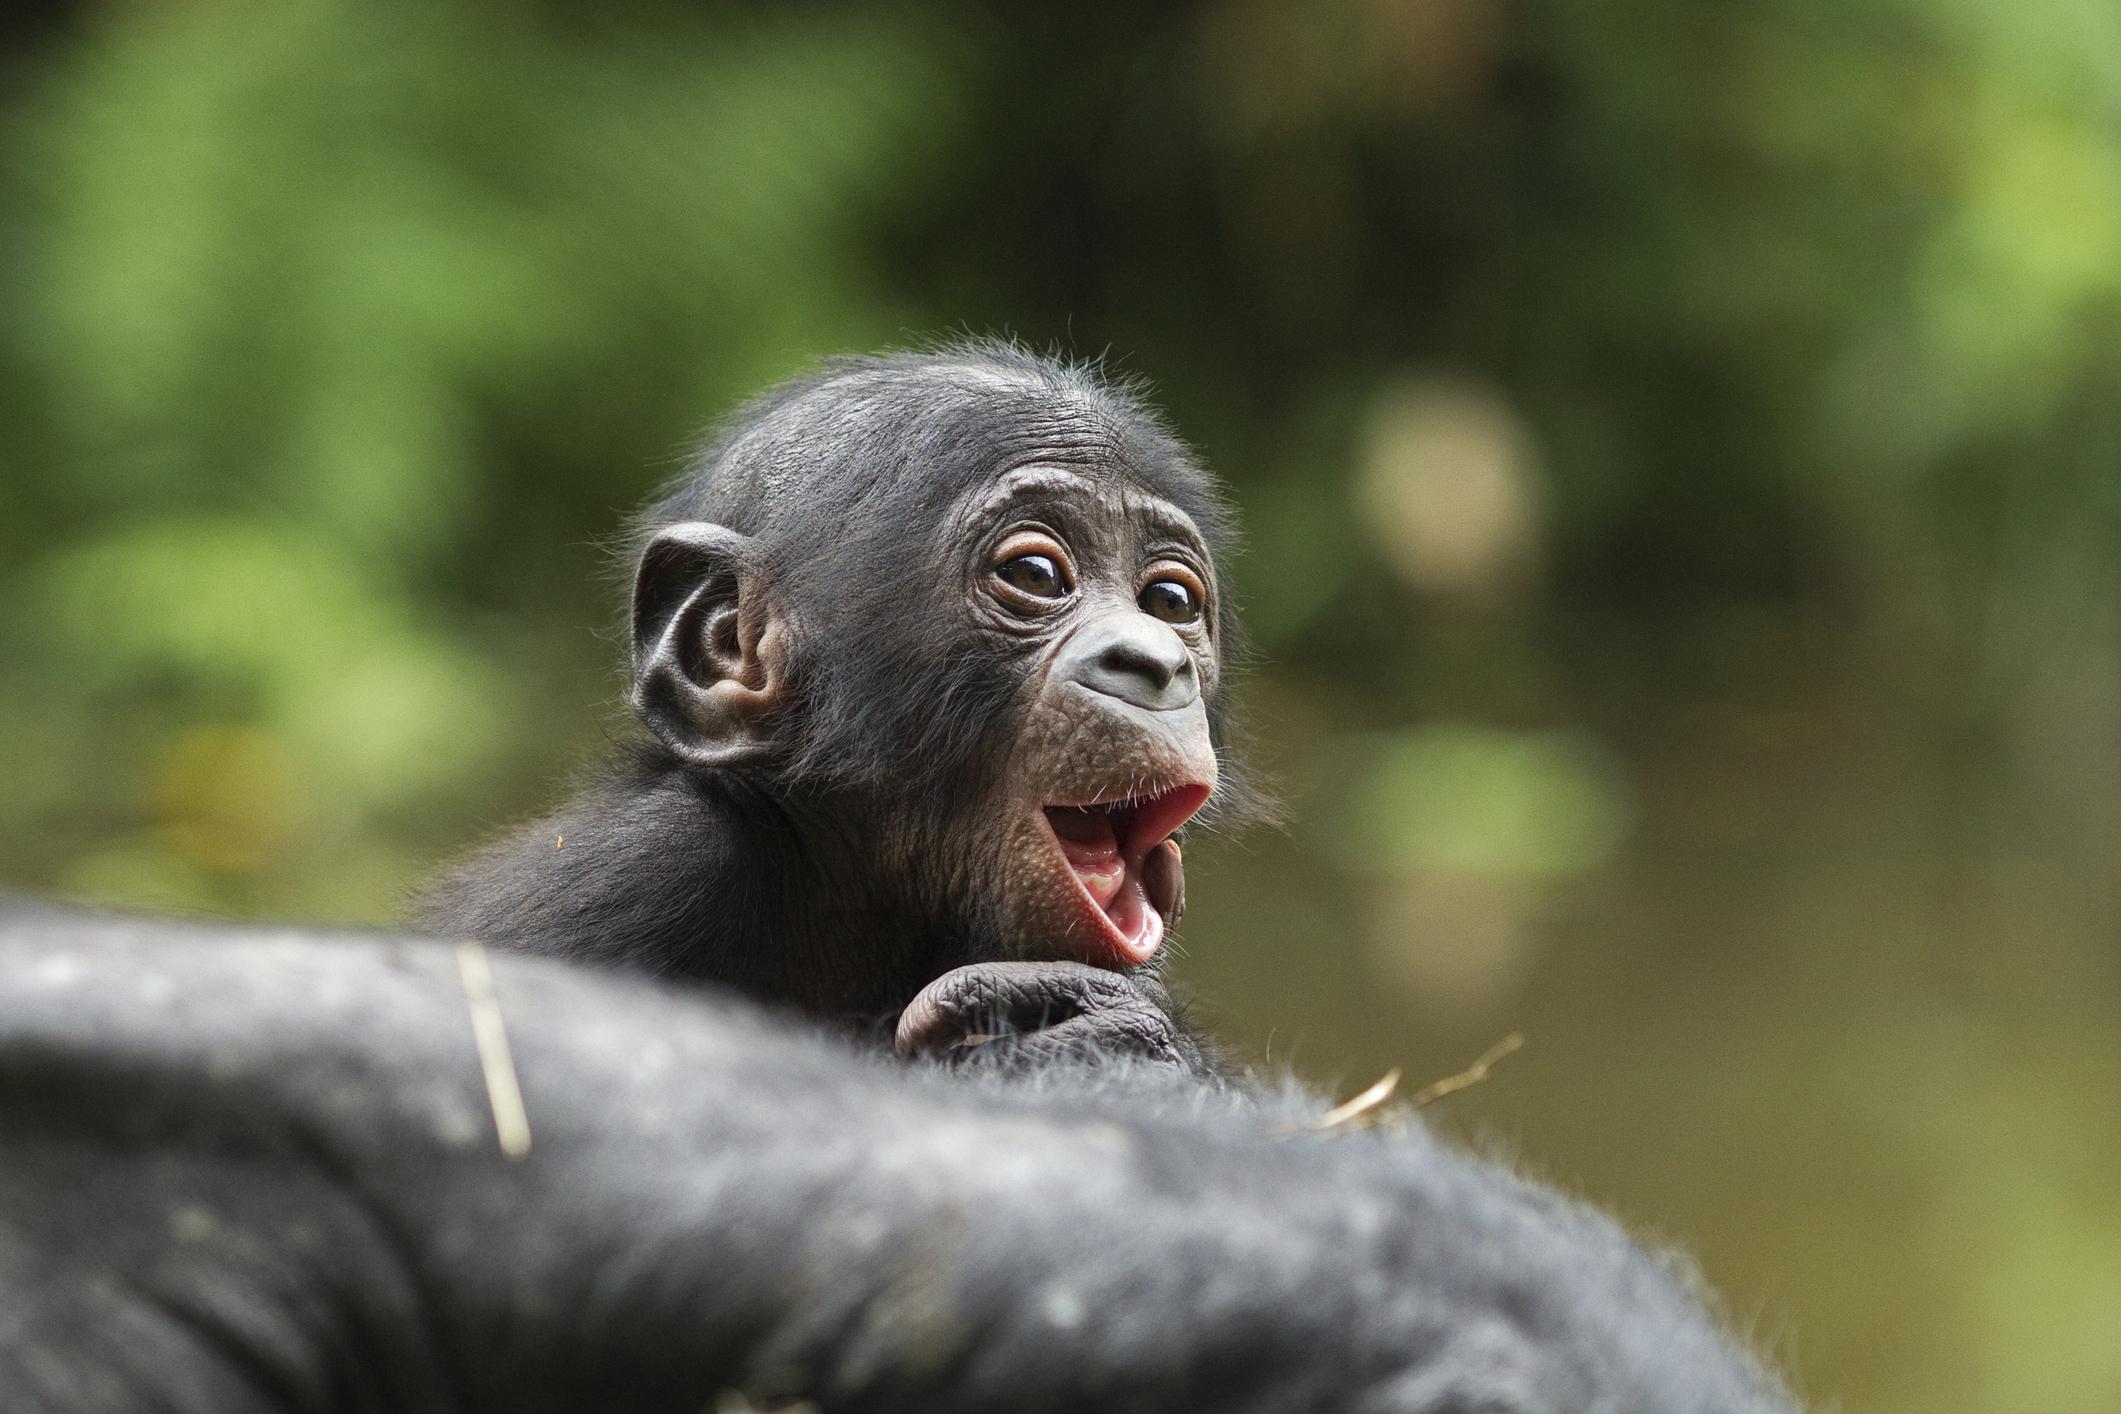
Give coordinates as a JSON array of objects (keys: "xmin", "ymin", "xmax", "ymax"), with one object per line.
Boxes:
[
  {"xmin": 956, "ymin": 462, "xmax": 1221, "ymax": 970},
  {"xmin": 625, "ymin": 352, "xmax": 1243, "ymax": 984}
]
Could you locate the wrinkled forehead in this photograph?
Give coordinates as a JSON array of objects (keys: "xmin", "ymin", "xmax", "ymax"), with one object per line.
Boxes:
[
  {"xmin": 955, "ymin": 463, "xmax": 1207, "ymax": 549},
  {"xmin": 911, "ymin": 370, "xmax": 1218, "ymax": 532}
]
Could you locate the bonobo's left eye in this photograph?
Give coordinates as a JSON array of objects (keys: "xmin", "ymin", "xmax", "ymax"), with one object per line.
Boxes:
[{"xmin": 1138, "ymin": 569, "xmax": 1205, "ymax": 625}]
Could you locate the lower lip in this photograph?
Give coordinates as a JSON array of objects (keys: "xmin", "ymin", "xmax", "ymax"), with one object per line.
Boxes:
[
  {"xmin": 1065, "ymin": 880, "xmax": 1162, "ymax": 966},
  {"xmin": 1116, "ymin": 902, "xmax": 1164, "ymax": 964},
  {"xmin": 1049, "ymin": 837, "xmax": 1164, "ymax": 968}
]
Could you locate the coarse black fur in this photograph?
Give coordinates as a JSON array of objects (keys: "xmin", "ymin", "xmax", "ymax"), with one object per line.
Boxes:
[
  {"xmin": 418, "ymin": 341, "xmax": 1261, "ymax": 1046},
  {"xmin": 0, "ymin": 903, "xmax": 1801, "ymax": 1414}
]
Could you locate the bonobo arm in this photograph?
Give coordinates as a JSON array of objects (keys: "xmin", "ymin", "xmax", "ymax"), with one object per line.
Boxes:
[{"xmin": 0, "ymin": 903, "xmax": 1798, "ymax": 1414}]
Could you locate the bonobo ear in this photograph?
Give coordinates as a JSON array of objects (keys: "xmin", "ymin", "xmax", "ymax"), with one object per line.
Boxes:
[{"xmin": 630, "ymin": 521, "xmax": 784, "ymax": 769}]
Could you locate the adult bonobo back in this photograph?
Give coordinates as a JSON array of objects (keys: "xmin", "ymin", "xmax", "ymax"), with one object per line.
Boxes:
[{"xmin": 420, "ymin": 343, "xmax": 1253, "ymax": 1071}]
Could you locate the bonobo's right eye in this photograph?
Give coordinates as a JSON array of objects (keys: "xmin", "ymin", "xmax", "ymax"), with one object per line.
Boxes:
[
  {"xmin": 989, "ymin": 533, "xmax": 1076, "ymax": 606},
  {"xmin": 995, "ymin": 554, "xmax": 1067, "ymax": 599}
]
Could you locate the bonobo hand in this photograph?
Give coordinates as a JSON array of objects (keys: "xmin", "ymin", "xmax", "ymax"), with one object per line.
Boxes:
[{"xmin": 894, "ymin": 961, "xmax": 1219, "ymax": 1079}]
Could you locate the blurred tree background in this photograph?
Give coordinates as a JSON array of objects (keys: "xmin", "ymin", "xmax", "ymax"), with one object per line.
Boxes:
[{"xmin": 3, "ymin": 1, "xmax": 2118, "ymax": 1408}]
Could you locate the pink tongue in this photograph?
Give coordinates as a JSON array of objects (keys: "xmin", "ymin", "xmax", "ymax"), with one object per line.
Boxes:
[{"xmin": 1046, "ymin": 807, "xmax": 1125, "ymax": 909}]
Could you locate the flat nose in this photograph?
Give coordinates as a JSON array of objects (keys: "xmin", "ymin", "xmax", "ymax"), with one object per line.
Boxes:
[{"xmin": 1059, "ymin": 612, "xmax": 1200, "ymax": 712}]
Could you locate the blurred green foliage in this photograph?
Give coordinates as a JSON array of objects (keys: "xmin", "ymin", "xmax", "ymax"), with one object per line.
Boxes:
[{"xmin": 2, "ymin": 2, "xmax": 2117, "ymax": 1410}]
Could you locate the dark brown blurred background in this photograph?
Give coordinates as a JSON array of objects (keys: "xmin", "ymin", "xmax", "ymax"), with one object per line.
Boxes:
[{"xmin": 3, "ymin": 3, "xmax": 2118, "ymax": 1409}]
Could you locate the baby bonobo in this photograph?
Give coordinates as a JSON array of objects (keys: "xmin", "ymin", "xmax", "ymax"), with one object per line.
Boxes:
[{"xmin": 419, "ymin": 343, "xmax": 1252, "ymax": 1076}]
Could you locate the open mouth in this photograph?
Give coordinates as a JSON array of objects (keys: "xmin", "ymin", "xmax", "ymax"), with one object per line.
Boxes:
[{"xmin": 1041, "ymin": 783, "xmax": 1211, "ymax": 967}]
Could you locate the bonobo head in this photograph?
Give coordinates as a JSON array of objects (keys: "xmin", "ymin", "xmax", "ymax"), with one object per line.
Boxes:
[{"xmin": 627, "ymin": 343, "xmax": 1244, "ymax": 974}]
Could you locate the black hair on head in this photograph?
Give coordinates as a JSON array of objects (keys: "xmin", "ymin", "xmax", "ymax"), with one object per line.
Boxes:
[{"xmin": 635, "ymin": 339, "xmax": 1237, "ymax": 561}]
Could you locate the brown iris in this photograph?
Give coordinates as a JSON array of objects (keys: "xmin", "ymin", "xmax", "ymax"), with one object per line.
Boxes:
[
  {"xmin": 1138, "ymin": 577, "xmax": 1201, "ymax": 624},
  {"xmin": 996, "ymin": 553, "xmax": 1068, "ymax": 600}
]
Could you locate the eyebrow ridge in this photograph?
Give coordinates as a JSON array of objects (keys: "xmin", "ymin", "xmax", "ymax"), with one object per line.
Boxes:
[{"xmin": 966, "ymin": 466, "xmax": 1203, "ymax": 547}]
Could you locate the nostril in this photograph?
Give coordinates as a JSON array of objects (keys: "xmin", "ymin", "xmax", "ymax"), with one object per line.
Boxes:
[{"xmin": 1097, "ymin": 640, "xmax": 1181, "ymax": 689}]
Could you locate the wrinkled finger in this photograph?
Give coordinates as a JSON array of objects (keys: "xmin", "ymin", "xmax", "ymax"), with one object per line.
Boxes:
[{"xmin": 894, "ymin": 961, "xmax": 1122, "ymax": 1057}]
